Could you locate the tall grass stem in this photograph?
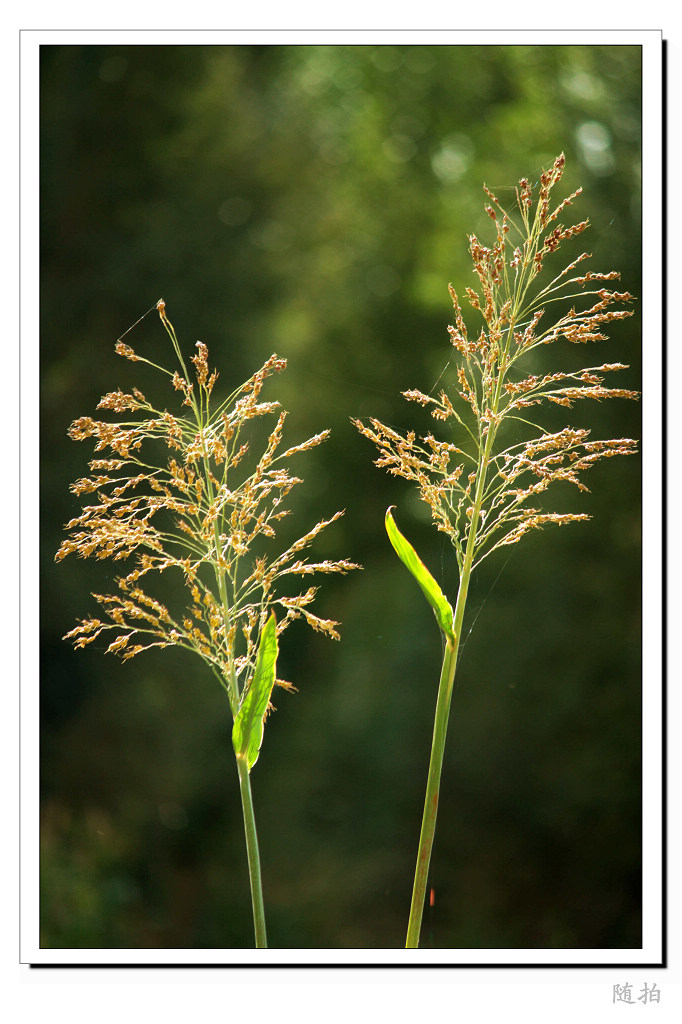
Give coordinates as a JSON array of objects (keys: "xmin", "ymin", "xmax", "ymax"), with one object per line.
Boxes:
[
  {"xmin": 237, "ymin": 756, "xmax": 268, "ymax": 948},
  {"xmin": 405, "ymin": 636, "xmax": 457, "ymax": 948}
]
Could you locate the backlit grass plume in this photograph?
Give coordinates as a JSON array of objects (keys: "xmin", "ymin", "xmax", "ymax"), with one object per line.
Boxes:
[
  {"xmin": 57, "ymin": 300, "xmax": 359, "ymax": 947},
  {"xmin": 355, "ymin": 153, "xmax": 638, "ymax": 949}
]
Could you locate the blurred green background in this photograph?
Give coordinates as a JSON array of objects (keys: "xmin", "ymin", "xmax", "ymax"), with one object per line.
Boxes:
[{"xmin": 40, "ymin": 43, "xmax": 642, "ymax": 950}]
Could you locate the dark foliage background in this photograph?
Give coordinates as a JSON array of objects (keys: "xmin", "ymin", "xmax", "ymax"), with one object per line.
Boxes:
[{"xmin": 40, "ymin": 43, "xmax": 642, "ymax": 950}]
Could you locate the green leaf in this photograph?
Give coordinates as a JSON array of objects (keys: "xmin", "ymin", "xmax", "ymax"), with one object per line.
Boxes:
[
  {"xmin": 385, "ymin": 506, "xmax": 455, "ymax": 642},
  {"xmin": 232, "ymin": 612, "xmax": 279, "ymax": 772}
]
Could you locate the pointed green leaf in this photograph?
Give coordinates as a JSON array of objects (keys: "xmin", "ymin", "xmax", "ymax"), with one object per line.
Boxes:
[
  {"xmin": 385, "ymin": 506, "xmax": 455, "ymax": 642},
  {"xmin": 232, "ymin": 612, "xmax": 279, "ymax": 772}
]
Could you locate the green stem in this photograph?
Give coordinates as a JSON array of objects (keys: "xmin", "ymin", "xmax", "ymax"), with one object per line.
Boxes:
[
  {"xmin": 405, "ymin": 634, "xmax": 458, "ymax": 948},
  {"xmin": 405, "ymin": 427, "xmax": 497, "ymax": 949},
  {"xmin": 236, "ymin": 754, "xmax": 268, "ymax": 947}
]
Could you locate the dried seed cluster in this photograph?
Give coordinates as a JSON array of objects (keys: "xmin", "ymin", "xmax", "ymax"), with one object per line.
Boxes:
[
  {"xmin": 355, "ymin": 154, "xmax": 638, "ymax": 573},
  {"xmin": 57, "ymin": 303, "xmax": 358, "ymax": 713}
]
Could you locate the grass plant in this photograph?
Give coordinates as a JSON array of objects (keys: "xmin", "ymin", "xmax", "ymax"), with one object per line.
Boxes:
[
  {"xmin": 355, "ymin": 154, "xmax": 639, "ymax": 949},
  {"xmin": 56, "ymin": 300, "xmax": 358, "ymax": 947}
]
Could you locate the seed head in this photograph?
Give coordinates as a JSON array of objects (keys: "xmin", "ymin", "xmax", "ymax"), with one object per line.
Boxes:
[
  {"xmin": 59, "ymin": 305, "xmax": 360, "ymax": 714},
  {"xmin": 355, "ymin": 155, "xmax": 638, "ymax": 575}
]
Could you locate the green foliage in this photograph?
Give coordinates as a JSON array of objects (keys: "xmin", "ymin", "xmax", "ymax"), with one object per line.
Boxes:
[
  {"xmin": 232, "ymin": 613, "xmax": 279, "ymax": 772},
  {"xmin": 385, "ymin": 507, "xmax": 455, "ymax": 642}
]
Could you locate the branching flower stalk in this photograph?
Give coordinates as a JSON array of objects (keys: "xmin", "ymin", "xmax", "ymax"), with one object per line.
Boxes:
[
  {"xmin": 57, "ymin": 300, "xmax": 359, "ymax": 948},
  {"xmin": 355, "ymin": 154, "xmax": 638, "ymax": 949}
]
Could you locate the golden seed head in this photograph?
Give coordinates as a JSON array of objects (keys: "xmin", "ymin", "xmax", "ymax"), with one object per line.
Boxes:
[
  {"xmin": 59, "ymin": 310, "xmax": 359, "ymax": 700},
  {"xmin": 355, "ymin": 155, "xmax": 638, "ymax": 574}
]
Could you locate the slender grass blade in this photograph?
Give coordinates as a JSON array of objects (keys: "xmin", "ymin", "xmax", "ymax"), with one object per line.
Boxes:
[
  {"xmin": 385, "ymin": 507, "xmax": 455, "ymax": 642},
  {"xmin": 232, "ymin": 612, "xmax": 279, "ymax": 772}
]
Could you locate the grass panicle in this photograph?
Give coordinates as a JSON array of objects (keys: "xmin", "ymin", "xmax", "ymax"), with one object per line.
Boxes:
[
  {"xmin": 356, "ymin": 153, "xmax": 637, "ymax": 579},
  {"xmin": 58, "ymin": 301, "xmax": 358, "ymax": 705}
]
